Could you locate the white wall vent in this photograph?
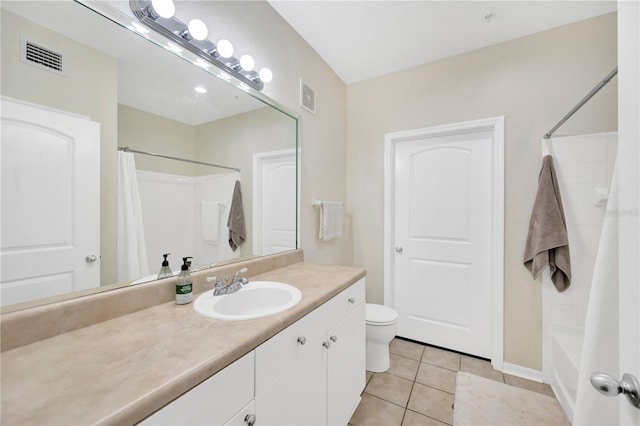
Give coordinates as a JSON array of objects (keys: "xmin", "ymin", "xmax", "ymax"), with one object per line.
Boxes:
[
  {"xmin": 300, "ymin": 80, "xmax": 316, "ymax": 114},
  {"xmin": 20, "ymin": 37, "xmax": 66, "ymax": 76}
]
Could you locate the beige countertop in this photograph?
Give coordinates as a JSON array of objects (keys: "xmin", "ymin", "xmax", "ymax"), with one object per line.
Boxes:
[{"xmin": 0, "ymin": 262, "xmax": 366, "ymax": 425}]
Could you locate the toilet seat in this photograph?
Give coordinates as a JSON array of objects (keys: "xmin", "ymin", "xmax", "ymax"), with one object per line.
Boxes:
[{"xmin": 366, "ymin": 303, "xmax": 398, "ymax": 325}]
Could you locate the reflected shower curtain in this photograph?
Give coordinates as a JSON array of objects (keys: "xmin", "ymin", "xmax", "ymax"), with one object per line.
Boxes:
[
  {"xmin": 573, "ymin": 163, "xmax": 619, "ymax": 425},
  {"xmin": 117, "ymin": 151, "xmax": 150, "ymax": 282}
]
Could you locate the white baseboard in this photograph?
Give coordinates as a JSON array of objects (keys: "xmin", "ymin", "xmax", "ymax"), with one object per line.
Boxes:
[{"xmin": 502, "ymin": 362, "xmax": 544, "ymax": 383}]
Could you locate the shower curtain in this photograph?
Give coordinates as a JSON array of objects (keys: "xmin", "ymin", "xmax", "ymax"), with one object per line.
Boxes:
[
  {"xmin": 573, "ymin": 163, "xmax": 619, "ymax": 425},
  {"xmin": 117, "ymin": 151, "xmax": 150, "ymax": 282}
]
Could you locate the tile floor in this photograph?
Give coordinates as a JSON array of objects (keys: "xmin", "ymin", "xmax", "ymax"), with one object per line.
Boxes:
[{"xmin": 349, "ymin": 337, "xmax": 557, "ymax": 426}]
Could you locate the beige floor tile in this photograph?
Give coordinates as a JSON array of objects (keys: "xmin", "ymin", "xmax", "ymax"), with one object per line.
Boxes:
[
  {"xmin": 350, "ymin": 393, "xmax": 406, "ymax": 426},
  {"xmin": 415, "ymin": 363, "xmax": 457, "ymax": 394},
  {"xmin": 388, "ymin": 353, "xmax": 421, "ymax": 381},
  {"xmin": 422, "ymin": 346, "xmax": 460, "ymax": 371},
  {"xmin": 390, "ymin": 338, "xmax": 425, "ymax": 361},
  {"xmin": 402, "ymin": 410, "xmax": 449, "ymax": 426},
  {"xmin": 407, "ymin": 383, "xmax": 454, "ymax": 425},
  {"xmin": 365, "ymin": 372, "xmax": 414, "ymax": 407},
  {"xmin": 460, "ymin": 355, "xmax": 504, "ymax": 382},
  {"xmin": 504, "ymin": 374, "xmax": 556, "ymax": 397}
]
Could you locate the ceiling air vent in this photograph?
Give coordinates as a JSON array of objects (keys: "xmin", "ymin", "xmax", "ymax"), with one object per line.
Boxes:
[{"xmin": 21, "ymin": 37, "xmax": 65, "ymax": 76}]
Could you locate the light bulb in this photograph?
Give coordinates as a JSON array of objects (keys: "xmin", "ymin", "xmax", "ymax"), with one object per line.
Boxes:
[
  {"xmin": 151, "ymin": 0, "xmax": 175, "ymax": 19},
  {"xmin": 259, "ymin": 68, "xmax": 273, "ymax": 83},
  {"xmin": 239, "ymin": 55, "xmax": 255, "ymax": 71},
  {"xmin": 216, "ymin": 39, "xmax": 233, "ymax": 58},
  {"xmin": 188, "ymin": 19, "xmax": 208, "ymax": 41}
]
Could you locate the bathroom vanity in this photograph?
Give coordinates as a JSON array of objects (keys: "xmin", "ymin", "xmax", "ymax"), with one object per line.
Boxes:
[{"xmin": 0, "ymin": 253, "xmax": 366, "ymax": 425}]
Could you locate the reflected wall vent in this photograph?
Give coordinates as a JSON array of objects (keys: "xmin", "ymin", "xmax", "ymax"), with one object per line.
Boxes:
[{"xmin": 20, "ymin": 37, "xmax": 66, "ymax": 76}]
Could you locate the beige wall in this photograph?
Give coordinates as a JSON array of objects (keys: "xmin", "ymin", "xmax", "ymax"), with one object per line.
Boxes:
[
  {"xmin": 1, "ymin": 10, "xmax": 119, "ymax": 285},
  {"xmin": 199, "ymin": 1, "xmax": 351, "ymax": 266},
  {"xmin": 118, "ymin": 104, "xmax": 196, "ymax": 177},
  {"xmin": 346, "ymin": 13, "xmax": 618, "ymax": 370}
]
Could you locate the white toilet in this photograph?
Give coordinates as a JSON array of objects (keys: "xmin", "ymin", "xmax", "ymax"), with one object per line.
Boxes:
[{"xmin": 365, "ymin": 303, "xmax": 399, "ymax": 372}]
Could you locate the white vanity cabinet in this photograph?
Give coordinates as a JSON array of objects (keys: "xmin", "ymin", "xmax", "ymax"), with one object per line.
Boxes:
[
  {"xmin": 255, "ymin": 278, "xmax": 366, "ymax": 426},
  {"xmin": 139, "ymin": 278, "xmax": 365, "ymax": 426},
  {"xmin": 139, "ymin": 352, "xmax": 255, "ymax": 426}
]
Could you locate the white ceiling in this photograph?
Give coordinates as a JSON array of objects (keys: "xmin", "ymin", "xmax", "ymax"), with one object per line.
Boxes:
[{"xmin": 268, "ymin": 1, "xmax": 617, "ymax": 84}]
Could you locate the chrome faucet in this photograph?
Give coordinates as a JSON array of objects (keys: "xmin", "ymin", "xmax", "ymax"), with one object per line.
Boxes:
[{"xmin": 208, "ymin": 267, "xmax": 249, "ymax": 296}]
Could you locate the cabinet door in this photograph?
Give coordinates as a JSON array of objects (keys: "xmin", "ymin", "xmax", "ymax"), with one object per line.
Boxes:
[
  {"xmin": 327, "ymin": 302, "xmax": 366, "ymax": 426},
  {"xmin": 140, "ymin": 352, "xmax": 254, "ymax": 425},
  {"xmin": 255, "ymin": 337, "xmax": 328, "ymax": 426}
]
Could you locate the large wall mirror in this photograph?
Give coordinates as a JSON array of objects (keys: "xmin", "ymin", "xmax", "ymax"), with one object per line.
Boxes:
[{"xmin": 0, "ymin": 1, "xmax": 299, "ymax": 312}]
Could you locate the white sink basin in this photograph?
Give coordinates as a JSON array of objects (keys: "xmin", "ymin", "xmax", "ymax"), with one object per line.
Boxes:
[{"xmin": 194, "ymin": 281, "xmax": 302, "ymax": 320}]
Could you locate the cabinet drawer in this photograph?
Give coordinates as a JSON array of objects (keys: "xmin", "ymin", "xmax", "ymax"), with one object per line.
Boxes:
[
  {"xmin": 255, "ymin": 303, "xmax": 327, "ymax": 396},
  {"xmin": 326, "ymin": 278, "xmax": 365, "ymax": 330},
  {"xmin": 140, "ymin": 352, "xmax": 254, "ymax": 425}
]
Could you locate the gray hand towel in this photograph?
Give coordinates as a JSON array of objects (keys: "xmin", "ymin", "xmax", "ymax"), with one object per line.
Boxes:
[
  {"xmin": 227, "ymin": 180, "xmax": 246, "ymax": 251},
  {"xmin": 523, "ymin": 155, "xmax": 571, "ymax": 292}
]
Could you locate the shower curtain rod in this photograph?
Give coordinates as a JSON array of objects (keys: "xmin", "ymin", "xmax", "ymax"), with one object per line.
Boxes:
[
  {"xmin": 117, "ymin": 146, "xmax": 241, "ymax": 172},
  {"xmin": 543, "ymin": 66, "xmax": 618, "ymax": 139}
]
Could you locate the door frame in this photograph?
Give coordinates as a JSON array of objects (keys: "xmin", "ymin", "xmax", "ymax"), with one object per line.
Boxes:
[{"xmin": 383, "ymin": 116, "xmax": 505, "ymax": 370}]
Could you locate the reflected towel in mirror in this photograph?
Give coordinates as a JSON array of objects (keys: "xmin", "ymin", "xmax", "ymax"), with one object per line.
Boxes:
[
  {"xmin": 227, "ymin": 180, "xmax": 246, "ymax": 251},
  {"xmin": 201, "ymin": 201, "xmax": 225, "ymax": 245}
]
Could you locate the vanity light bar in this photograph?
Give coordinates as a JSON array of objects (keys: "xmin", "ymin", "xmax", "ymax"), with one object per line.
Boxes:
[{"xmin": 129, "ymin": 0, "xmax": 270, "ymax": 91}]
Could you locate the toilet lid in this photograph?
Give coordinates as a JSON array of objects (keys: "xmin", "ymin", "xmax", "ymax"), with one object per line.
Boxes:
[{"xmin": 366, "ymin": 303, "xmax": 398, "ymax": 325}]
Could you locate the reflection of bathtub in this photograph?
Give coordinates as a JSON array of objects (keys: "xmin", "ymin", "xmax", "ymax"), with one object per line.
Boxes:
[{"xmin": 551, "ymin": 329, "xmax": 583, "ymax": 423}]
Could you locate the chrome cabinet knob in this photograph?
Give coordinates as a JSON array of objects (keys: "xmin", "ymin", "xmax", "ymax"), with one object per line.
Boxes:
[
  {"xmin": 591, "ymin": 372, "xmax": 640, "ymax": 408},
  {"xmin": 348, "ymin": 297, "xmax": 355, "ymax": 304},
  {"xmin": 244, "ymin": 414, "xmax": 256, "ymax": 426},
  {"xmin": 330, "ymin": 335, "xmax": 338, "ymax": 343},
  {"xmin": 323, "ymin": 341, "xmax": 331, "ymax": 349},
  {"xmin": 85, "ymin": 255, "xmax": 97, "ymax": 263},
  {"xmin": 395, "ymin": 246, "xmax": 403, "ymax": 254},
  {"xmin": 297, "ymin": 336, "xmax": 306, "ymax": 346}
]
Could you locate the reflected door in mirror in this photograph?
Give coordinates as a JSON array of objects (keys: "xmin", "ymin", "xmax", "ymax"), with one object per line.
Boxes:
[{"xmin": 1, "ymin": 98, "xmax": 100, "ymax": 306}]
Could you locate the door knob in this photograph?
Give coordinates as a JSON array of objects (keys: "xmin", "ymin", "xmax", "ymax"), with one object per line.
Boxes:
[
  {"xmin": 85, "ymin": 255, "xmax": 98, "ymax": 263},
  {"xmin": 591, "ymin": 372, "xmax": 640, "ymax": 408},
  {"xmin": 395, "ymin": 246, "xmax": 403, "ymax": 254}
]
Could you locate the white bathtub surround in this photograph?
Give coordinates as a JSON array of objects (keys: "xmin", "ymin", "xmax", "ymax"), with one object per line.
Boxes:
[
  {"xmin": 117, "ymin": 151, "xmax": 150, "ymax": 282},
  {"xmin": 200, "ymin": 201, "xmax": 225, "ymax": 245},
  {"xmin": 541, "ymin": 132, "xmax": 618, "ymax": 421},
  {"xmin": 136, "ymin": 171, "xmax": 238, "ymax": 273}
]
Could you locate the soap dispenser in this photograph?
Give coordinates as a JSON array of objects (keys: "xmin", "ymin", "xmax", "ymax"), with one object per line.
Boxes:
[
  {"xmin": 157, "ymin": 253, "xmax": 173, "ymax": 279},
  {"xmin": 176, "ymin": 257, "xmax": 193, "ymax": 305}
]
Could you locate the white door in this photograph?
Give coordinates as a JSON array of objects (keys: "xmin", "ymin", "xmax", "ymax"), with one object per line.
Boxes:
[
  {"xmin": 615, "ymin": 2, "xmax": 638, "ymax": 423},
  {"xmin": 1, "ymin": 97, "xmax": 100, "ymax": 306},
  {"xmin": 253, "ymin": 149, "xmax": 297, "ymax": 255},
  {"xmin": 390, "ymin": 126, "xmax": 497, "ymax": 358}
]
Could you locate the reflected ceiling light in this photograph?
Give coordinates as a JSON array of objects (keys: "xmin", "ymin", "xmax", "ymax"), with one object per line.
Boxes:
[
  {"xmin": 195, "ymin": 86, "xmax": 207, "ymax": 94},
  {"xmin": 130, "ymin": 0, "xmax": 272, "ymax": 91},
  {"xmin": 150, "ymin": 0, "xmax": 175, "ymax": 19},
  {"xmin": 165, "ymin": 41, "xmax": 183, "ymax": 53}
]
